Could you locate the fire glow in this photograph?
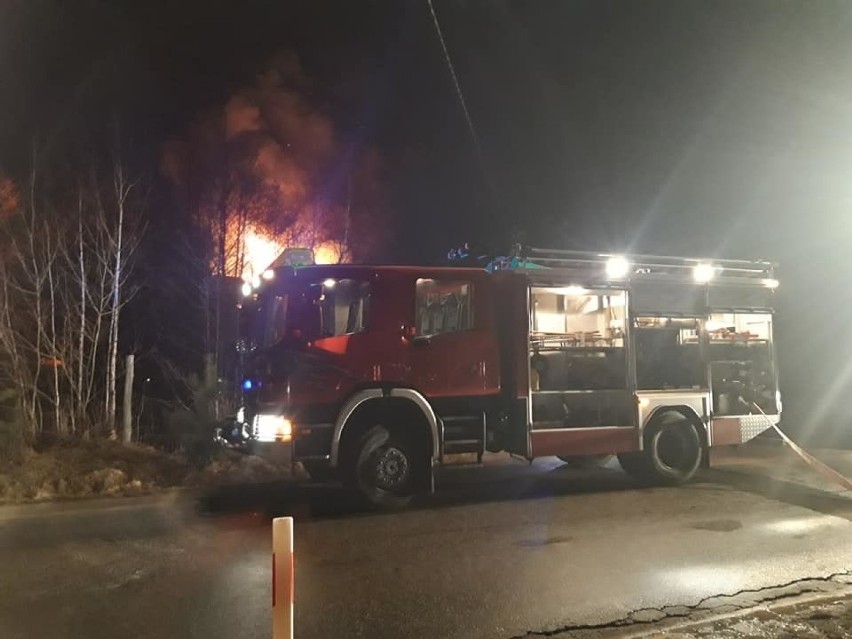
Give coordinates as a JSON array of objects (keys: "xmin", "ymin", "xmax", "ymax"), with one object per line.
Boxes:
[
  {"xmin": 237, "ymin": 228, "xmax": 341, "ymax": 284},
  {"xmin": 243, "ymin": 230, "xmax": 286, "ymax": 281}
]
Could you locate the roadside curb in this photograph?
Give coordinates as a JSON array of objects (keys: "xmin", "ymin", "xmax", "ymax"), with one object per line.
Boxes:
[{"xmin": 0, "ymin": 487, "xmax": 191, "ymax": 522}]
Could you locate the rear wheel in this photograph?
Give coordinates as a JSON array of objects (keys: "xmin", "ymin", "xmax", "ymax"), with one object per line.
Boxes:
[
  {"xmin": 352, "ymin": 425, "xmax": 419, "ymax": 510},
  {"xmin": 618, "ymin": 413, "xmax": 702, "ymax": 485}
]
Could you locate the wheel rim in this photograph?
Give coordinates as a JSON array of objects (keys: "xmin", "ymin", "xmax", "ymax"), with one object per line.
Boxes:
[
  {"xmin": 655, "ymin": 426, "xmax": 693, "ymax": 473},
  {"xmin": 371, "ymin": 446, "xmax": 411, "ymax": 492}
]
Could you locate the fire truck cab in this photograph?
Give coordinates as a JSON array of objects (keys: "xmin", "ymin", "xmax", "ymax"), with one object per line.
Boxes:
[{"xmin": 241, "ymin": 246, "xmax": 780, "ymax": 508}]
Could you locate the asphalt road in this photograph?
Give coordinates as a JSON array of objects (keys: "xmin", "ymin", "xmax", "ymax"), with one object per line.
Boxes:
[{"xmin": 2, "ymin": 444, "xmax": 852, "ymax": 639}]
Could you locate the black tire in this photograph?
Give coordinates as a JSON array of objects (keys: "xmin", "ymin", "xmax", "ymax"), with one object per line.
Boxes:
[
  {"xmin": 352, "ymin": 425, "xmax": 418, "ymax": 510},
  {"xmin": 557, "ymin": 454, "xmax": 613, "ymax": 469},
  {"xmin": 618, "ymin": 414, "xmax": 702, "ymax": 486},
  {"xmin": 301, "ymin": 460, "xmax": 334, "ymax": 483}
]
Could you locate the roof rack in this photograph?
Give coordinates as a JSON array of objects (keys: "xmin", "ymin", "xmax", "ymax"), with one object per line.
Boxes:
[{"xmin": 488, "ymin": 244, "xmax": 777, "ymax": 286}]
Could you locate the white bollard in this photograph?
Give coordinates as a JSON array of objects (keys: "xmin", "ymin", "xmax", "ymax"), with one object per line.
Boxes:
[{"xmin": 272, "ymin": 516, "xmax": 294, "ymax": 639}]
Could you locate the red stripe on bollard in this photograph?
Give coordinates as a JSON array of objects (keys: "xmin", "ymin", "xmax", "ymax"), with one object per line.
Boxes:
[{"xmin": 272, "ymin": 553, "xmax": 276, "ymax": 607}]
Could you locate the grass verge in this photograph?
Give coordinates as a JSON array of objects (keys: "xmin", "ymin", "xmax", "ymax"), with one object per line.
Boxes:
[{"xmin": 0, "ymin": 440, "xmax": 291, "ymax": 504}]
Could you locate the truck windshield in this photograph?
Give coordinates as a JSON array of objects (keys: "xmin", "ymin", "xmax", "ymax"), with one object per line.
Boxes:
[
  {"xmin": 264, "ymin": 294, "xmax": 289, "ymax": 347},
  {"xmin": 262, "ymin": 279, "xmax": 370, "ymax": 347}
]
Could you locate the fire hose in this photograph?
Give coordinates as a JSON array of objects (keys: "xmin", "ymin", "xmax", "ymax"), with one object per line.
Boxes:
[{"xmin": 749, "ymin": 400, "xmax": 852, "ymax": 492}]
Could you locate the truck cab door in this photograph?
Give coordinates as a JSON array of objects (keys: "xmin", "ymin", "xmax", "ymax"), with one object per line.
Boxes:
[{"xmin": 408, "ymin": 277, "xmax": 499, "ymax": 401}]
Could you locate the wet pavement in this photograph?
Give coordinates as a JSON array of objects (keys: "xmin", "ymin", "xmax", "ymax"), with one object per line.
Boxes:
[{"xmin": 1, "ymin": 441, "xmax": 851, "ymax": 639}]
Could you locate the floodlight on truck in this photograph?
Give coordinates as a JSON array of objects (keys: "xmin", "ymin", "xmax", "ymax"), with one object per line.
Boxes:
[
  {"xmin": 605, "ymin": 255, "xmax": 630, "ymax": 279},
  {"xmin": 693, "ymin": 263, "xmax": 718, "ymax": 283}
]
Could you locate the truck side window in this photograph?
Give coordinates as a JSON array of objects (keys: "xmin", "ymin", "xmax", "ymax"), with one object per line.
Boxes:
[
  {"xmin": 415, "ymin": 279, "xmax": 472, "ymax": 337},
  {"xmin": 529, "ymin": 288, "xmax": 627, "ymax": 391},
  {"xmin": 706, "ymin": 312, "xmax": 776, "ymax": 415},
  {"xmin": 318, "ymin": 279, "xmax": 371, "ymax": 338},
  {"xmin": 634, "ymin": 316, "xmax": 704, "ymax": 391}
]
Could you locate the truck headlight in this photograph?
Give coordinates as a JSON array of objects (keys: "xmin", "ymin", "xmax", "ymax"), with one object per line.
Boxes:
[{"xmin": 253, "ymin": 414, "xmax": 292, "ymax": 442}]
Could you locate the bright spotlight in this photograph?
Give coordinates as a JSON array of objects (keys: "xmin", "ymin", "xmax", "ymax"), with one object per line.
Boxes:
[
  {"xmin": 261, "ymin": 269, "xmax": 275, "ymax": 281},
  {"xmin": 322, "ymin": 278, "xmax": 336, "ymax": 289},
  {"xmin": 605, "ymin": 256, "xmax": 630, "ymax": 279},
  {"xmin": 241, "ymin": 282, "xmax": 253, "ymax": 297},
  {"xmin": 693, "ymin": 263, "xmax": 717, "ymax": 283}
]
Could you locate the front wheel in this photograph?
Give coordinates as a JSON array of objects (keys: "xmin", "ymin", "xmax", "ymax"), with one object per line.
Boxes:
[
  {"xmin": 618, "ymin": 414, "xmax": 702, "ymax": 486},
  {"xmin": 352, "ymin": 425, "xmax": 418, "ymax": 510}
]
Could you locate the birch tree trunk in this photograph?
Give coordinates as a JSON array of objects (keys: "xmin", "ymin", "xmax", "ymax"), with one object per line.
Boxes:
[
  {"xmin": 76, "ymin": 191, "xmax": 86, "ymax": 436},
  {"xmin": 104, "ymin": 161, "xmax": 128, "ymax": 439}
]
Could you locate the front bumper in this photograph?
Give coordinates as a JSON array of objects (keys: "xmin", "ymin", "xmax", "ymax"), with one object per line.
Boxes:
[
  {"xmin": 248, "ymin": 440, "xmax": 293, "ymax": 465},
  {"xmin": 246, "ymin": 410, "xmax": 334, "ymax": 466}
]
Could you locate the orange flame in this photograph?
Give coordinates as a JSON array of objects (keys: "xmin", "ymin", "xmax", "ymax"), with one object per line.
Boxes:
[
  {"xmin": 313, "ymin": 242, "xmax": 341, "ymax": 265},
  {"xmin": 235, "ymin": 229, "xmax": 342, "ymax": 282},
  {"xmin": 241, "ymin": 229, "xmax": 286, "ymax": 281}
]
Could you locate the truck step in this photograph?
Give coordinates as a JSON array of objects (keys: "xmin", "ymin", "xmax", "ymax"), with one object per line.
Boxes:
[
  {"xmin": 441, "ymin": 452, "xmax": 482, "ymax": 466},
  {"xmin": 441, "ymin": 413, "xmax": 486, "ymax": 462}
]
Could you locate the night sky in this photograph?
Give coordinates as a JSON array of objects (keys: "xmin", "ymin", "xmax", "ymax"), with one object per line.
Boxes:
[{"xmin": 3, "ymin": 0, "xmax": 852, "ymax": 433}]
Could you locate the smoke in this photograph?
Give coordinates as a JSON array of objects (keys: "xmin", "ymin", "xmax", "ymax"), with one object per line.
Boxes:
[
  {"xmin": 162, "ymin": 53, "xmax": 389, "ymax": 279},
  {"xmin": 224, "ymin": 95, "xmax": 261, "ymax": 140}
]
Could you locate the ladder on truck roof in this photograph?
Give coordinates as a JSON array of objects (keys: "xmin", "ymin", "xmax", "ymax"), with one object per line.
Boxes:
[{"xmin": 489, "ymin": 244, "xmax": 777, "ymax": 287}]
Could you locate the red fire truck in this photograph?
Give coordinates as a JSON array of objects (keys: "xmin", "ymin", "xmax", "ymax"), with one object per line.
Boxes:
[{"xmin": 240, "ymin": 246, "xmax": 780, "ymax": 508}]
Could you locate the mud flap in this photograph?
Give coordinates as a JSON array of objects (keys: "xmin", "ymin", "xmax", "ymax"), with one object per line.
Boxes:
[{"xmin": 701, "ymin": 447, "xmax": 710, "ymax": 469}]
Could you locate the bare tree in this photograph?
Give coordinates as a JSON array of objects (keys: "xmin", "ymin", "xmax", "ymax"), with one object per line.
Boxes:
[
  {"xmin": 75, "ymin": 187, "xmax": 86, "ymax": 434},
  {"xmin": 0, "ymin": 147, "xmax": 144, "ymax": 443},
  {"xmin": 0, "ymin": 162, "xmax": 65, "ymax": 438},
  {"xmin": 103, "ymin": 159, "xmax": 137, "ymax": 438}
]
